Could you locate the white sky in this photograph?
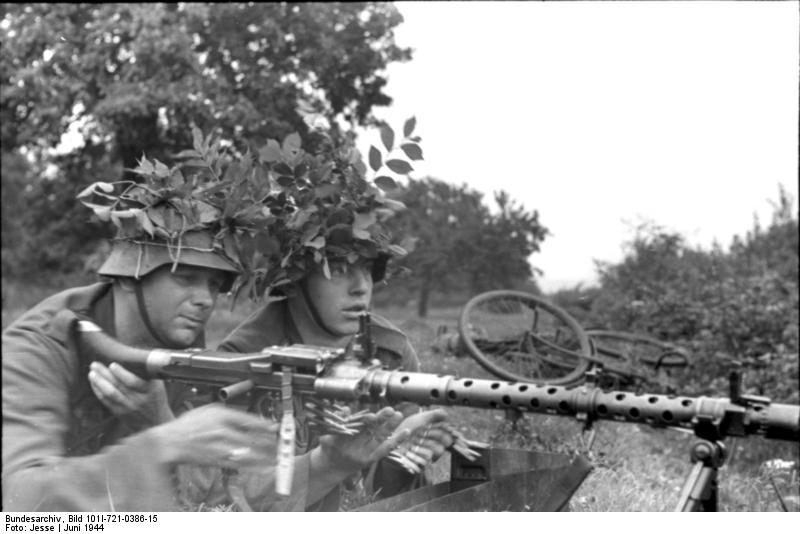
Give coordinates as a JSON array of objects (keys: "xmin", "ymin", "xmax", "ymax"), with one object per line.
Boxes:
[{"xmin": 358, "ymin": 1, "xmax": 800, "ymax": 293}]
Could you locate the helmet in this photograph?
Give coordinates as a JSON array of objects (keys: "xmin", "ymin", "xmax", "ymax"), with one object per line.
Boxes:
[
  {"xmin": 79, "ymin": 127, "xmax": 272, "ymax": 295},
  {"xmin": 97, "ymin": 231, "xmax": 240, "ymax": 292},
  {"xmin": 250, "ymin": 125, "xmax": 419, "ymax": 297}
]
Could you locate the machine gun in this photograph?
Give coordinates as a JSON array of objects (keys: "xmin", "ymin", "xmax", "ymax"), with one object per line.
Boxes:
[{"xmin": 75, "ymin": 319, "xmax": 799, "ymax": 512}]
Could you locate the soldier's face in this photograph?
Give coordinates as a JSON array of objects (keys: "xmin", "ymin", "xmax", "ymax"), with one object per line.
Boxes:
[
  {"xmin": 304, "ymin": 259, "xmax": 374, "ymax": 337},
  {"xmin": 139, "ymin": 265, "xmax": 227, "ymax": 347}
]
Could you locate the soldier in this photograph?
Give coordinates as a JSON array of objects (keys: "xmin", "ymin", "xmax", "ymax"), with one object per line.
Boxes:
[
  {"xmin": 1, "ymin": 150, "xmax": 412, "ymax": 512},
  {"xmin": 218, "ymin": 134, "xmax": 455, "ymax": 511}
]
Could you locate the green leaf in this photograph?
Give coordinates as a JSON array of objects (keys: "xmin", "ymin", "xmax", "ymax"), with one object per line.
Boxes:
[
  {"xmin": 169, "ymin": 169, "xmax": 185, "ymax": 188},
  {"xmin": 192, "ymin": 126, "xmax": 204, "ymax": 154},
  {"xmin": 353, "ymin": 211, "xmax": 376, "ymax": 230},
  {"xmin": 353, "ymin": 228, "xmax": 370, "ymax": 240},
  {"xmin": 383, "ymin": 198, "xmax": 407, "ymax": 211},
  {"xmin": 77, "ymin": 181, "xmax": 114, "ymax": 199},
  {"xmin": 153, "ymin": 159, "xmax": 170, "ymax": 178},
  {"xmin": 282, "ymin": 132, "xmax": 302, "ymax": 158},
  {"xmin": 133, "ymin": 156, "xmax": 155, "ymax": 176},
  {"xmin": 111, "ymin": 208, "xmax": 139, "ymax": 219},
  {"xmin": 368, "ymin": 145, "xmax": 382, "ymax": 172},
  {"xmin": 347, "ymin": 148, "xmax": 363, "ymax": 165},
  {"xmin": 294, "ymin": 163, "xmax": 309, "ymax": 180},
  {"xmin": 195, "ymin": 201, "xmax": 219, "ymax": 224},
  {"xmin": 288, "ymin": 207, "xmax": 316, "ymax": 230},
  {"xmin": 135, "ymin": 209, "xmax": 155, "ymax": 237},
  {"xmin": 276, "ymin": 175, "xmax": 295, "ymax": 187},
  {"xmin": 259, "ymin": 139, "xmax": 282, "ymax": 163},
  {"xmin": 148, "ymin": 208, "xmax": 166, "ymax": 229},
  {"xmin": 316, "ymin": 162, "xmax": 334, "ymax": 184},
  {"xmin": 274, "ymin": 162, "xmax": 293, "ymax": 176},
  {"xmin": 314, "ymin": 183, "xmax": 339, "ymax": 199},
  {"xmin": 385, "ymin": 159, "xmax": 413, "ymax": 174},
  {"xmin": 174, "ymin": 149, "xmax": 203, "ymax": 160},
  {"xmin": 374, "ymin": 176, "xmax": 398, "ymax": 191},
  {"xmin": 255, "ymin": 234, "xmax": 280, "ymax": 255},
  {"xmin": 403, "ymin": 116, "xmax": 416, "ymax": 137},
  {"xmin": 301, "ymin": 222, "xmax": 322, "ymax": 242},
  {"xmin": 380, "ymin": 125, "xmax": 394, "ymax": 152},
  {"xmin": 81, "ymin": 203, "xmax": 112, "ymax": 221},
  {"xmin": 76, "ymin": 184, "xmax": 96, "ymax": 199},
  {"xmin": 354, "ymin": 158, "xmax": 367, "ymax": 178},
  {"xmin": 182, "ymin": 159, "xmax": 208, "ymax": 168},
  {"xmin": 400, "ymin": 143, "xmax": 423, "ymax": 161},
  {"xmin": 306, "ymin": 235, "xmax": 326, "ymax": 249}
]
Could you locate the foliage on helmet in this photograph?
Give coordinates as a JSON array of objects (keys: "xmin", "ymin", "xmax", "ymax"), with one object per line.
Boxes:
[
  {"xmin": 246, "ymin": 116, "xmax": 423, "ymax": 299},
  {"xmin": 78, "ymin": 127, "xmax": 273, "ymax": 285}
]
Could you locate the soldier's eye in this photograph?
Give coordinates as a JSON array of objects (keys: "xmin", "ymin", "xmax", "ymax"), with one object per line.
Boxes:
[{"xmin": 329, "ymin": 262, "xmax": 348, "ymax": 276}]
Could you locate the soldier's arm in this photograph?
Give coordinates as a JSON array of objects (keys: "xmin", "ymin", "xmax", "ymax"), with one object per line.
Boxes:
[{"xmin": 2, "ymin": 325, "xmax": 180, "ymax": 511}]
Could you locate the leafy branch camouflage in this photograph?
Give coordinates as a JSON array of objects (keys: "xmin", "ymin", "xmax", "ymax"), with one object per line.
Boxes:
[
  {"xmin": 78, "ymin": 119, "xmax": 422, "ymax": 302},
  {"xmin": 246, "ymin": 116, "xmax": 422, "ymax": 300},
  {"xmin": 78, "ymin": 126, "xmax": 272, "ymax": 287}
]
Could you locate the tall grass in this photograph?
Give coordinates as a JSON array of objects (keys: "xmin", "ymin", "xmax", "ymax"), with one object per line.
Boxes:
[{"xmin": 395, "ymin": 309, "xmax": 800, "ymax": 512}]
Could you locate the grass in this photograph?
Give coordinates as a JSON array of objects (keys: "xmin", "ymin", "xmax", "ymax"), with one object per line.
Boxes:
[
  {"xmin": 377, "ymin": 304, "xmax": 800, "ymax": 512},
  {"xmin": 3, "ymin": 279, "xmax": 798, "ymax": 511}
]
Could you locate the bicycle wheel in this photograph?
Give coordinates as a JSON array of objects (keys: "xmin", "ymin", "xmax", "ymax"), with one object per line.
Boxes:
[
  {"xmin": 458, "ymin": 290, "xmax": 592, "ymax": 385},
  {"xmin": 585, "ymin": 330, "xmax": 690, "ymax": 391}
]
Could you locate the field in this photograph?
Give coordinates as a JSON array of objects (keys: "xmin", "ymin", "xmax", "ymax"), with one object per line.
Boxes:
[{"xmin": 3, "ymin": 278, "xmax": 798, "ymax": 512}]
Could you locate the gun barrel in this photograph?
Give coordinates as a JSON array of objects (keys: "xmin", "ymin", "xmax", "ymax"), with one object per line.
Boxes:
[{"xmin": 315, "ymin": 370, "xmax": 800, "ymax": 442}]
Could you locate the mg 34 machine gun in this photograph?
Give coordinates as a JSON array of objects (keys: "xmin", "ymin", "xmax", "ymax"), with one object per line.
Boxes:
[{"xmin": 75, "ymin": 316, "xmax": 799, "ymax": 512}]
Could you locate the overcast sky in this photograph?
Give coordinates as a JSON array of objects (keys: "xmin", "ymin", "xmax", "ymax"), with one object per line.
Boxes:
[{"xmin": 357, "ymin": 1, "xmax": 800, "ymax": 293}]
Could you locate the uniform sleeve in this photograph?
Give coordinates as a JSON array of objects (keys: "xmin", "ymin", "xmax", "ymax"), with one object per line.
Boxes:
[
  {"xmin": 399, "ymin": 338, "xmax": 421, "ymax": 372},
  {"xmin": 2, "ymin": 318, "xmax": 180, "ymax": 512},
  {"xmin": 217, "ymin": 305, "xmax": 274, "ymax": 353}
]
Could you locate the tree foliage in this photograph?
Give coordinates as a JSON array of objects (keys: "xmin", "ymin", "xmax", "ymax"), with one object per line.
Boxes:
[
  {"xmin": 1, "ymin": 3, "xmax": 411, "ymax": 278},
  {"xmin": 559, "ymin": 187, "xmax": 799, "ymax": 403},
  {"xmin": 381, "ymin": 177, "xmax": 549, "ymax": 316}
]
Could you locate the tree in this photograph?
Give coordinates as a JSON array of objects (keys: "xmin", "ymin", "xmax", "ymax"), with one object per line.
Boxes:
[
  {"xmin": 1, "ymin": 3, "xmax": 411, "ymax": 277},
  {"xmin": 585, "ymin": 190, "xmax": 798, "ymax": 403},
  {"xmin": 463, "ymin": 191, "xmax": 549, "ymax": 295},
  {"xmin": 384, "ymin": 177, "xmax": 549, "ymax": 317}
]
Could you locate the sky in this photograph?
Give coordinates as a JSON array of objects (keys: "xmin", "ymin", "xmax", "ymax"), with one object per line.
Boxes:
[{"xmin": 357, "ymin": 1, "xmax": 800, "ymax": 293}]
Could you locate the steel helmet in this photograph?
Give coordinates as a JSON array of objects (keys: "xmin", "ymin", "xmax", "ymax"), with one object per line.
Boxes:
[
  {"xmin": 80, "ymin": 127, "xmax": 272, "ymax": 295},
  {"xmin": 97, "ymin": 231, "xmax": 240, "ymax": 292}
]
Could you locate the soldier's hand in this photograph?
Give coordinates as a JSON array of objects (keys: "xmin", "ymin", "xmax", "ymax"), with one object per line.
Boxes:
[
  {"xmin": 386, "ymin": 409, "xmax": 452, "ymax": 473},
  {"xmin": 88, "ymin": 361, "xmax": 173, "ymax": 425},
  {"xmin": 148, "ymin": 404, "xmax": 280, "ymax": 470},
  {"xmin": 316, "ymin": 406, "xmax": 409, "ymax": 473}
]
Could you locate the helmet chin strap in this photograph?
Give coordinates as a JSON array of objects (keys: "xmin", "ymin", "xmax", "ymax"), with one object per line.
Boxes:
[
  {"xmin": 298, "ymin": 282, "xmax": 345, "ymax": 339},
  {"xmin": 133, "ymin": 281, "xmax": 183, "ymax": 349}
]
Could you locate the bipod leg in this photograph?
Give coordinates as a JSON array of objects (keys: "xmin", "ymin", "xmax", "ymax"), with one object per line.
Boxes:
[{"xmin": 674, "ymin": 440, "xmax": 726, "ymax": 512}]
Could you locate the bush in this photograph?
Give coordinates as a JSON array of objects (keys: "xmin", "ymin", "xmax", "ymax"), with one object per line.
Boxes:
[{"xmin": 577, "ymin": 188, "xmax": 798, "ymax": 402}]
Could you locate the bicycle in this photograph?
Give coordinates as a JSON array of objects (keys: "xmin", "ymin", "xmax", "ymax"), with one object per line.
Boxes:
[{"xmin": 457, "ymin": 290, "xmax": 689, "ymax": 390}]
